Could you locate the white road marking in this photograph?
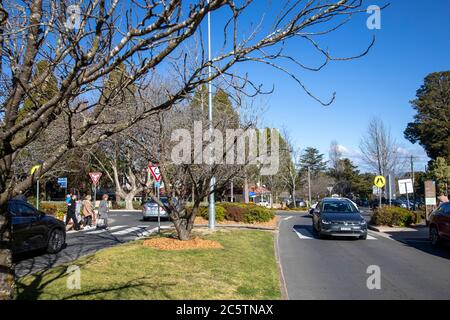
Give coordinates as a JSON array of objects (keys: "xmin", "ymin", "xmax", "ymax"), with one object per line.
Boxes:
[
  {"xmin": 111, "ymin": 226, "xmax": 144, "ymax": 235},
  {"xmin": 85, "ymin": 225, "xmax": 126, "ymax": 234},
  {"xmin": 283, "ymin": 216, "xmax": 293, "ymax": 221},
  {"xmin": 121, "ymin": 214, "xmax": 130, "ymax": 217},
  {"xmin": 293, "ymin": 227, "xmax": 378, "ymax": 240},
  {"xmin": 293, "ymin": 227, "xmax": 314, "ymax": 239}
]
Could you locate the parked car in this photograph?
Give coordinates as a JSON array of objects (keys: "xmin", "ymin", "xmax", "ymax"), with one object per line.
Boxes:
[
  {"xmin": 429, "ymin": 202, "xmax": 450, "ymax": 247},
  {"xmin": 391, "ymin": 199, "xmax": 408, "ymax": 208},
  {"xmin": 312, "ymin": 198, "xmax": 367, "ymax": 240},
  {"xmin": 256, "ymin": 200, "xmax": 270, "ymax": 208},
  {"xmin": 8, "ymin": 199, "xmax": 66, "ymax": 254},
  {"xmin": 142, "ymin": 197, "xmax": 170, "ymax": 221},
  {"xmin": 289, "ymin": 199, "xmax": 306, "ymax": 208}
]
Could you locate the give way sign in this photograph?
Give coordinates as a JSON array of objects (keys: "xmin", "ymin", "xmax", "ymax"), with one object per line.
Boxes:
[
  {"xmin": 89, "ymin": 172, "xmax": 102, "ymax": 185},
  {"xmin": 148, "ymin": 164, "xmax": 161, "ymax": 182}
]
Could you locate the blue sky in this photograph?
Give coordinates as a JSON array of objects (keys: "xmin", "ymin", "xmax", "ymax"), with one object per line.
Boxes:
[{"xmin": 208, "ymin": 0, "xmax": 450, "ymax": 171}]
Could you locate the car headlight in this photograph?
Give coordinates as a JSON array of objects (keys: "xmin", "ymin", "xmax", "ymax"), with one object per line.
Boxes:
[
  {"xmin": 321, "ymin": 219, "xmax": 331, "ymax": 225},
  {"xmin": 360, "ymin": 220, "xmax": 367, "ymax": 225}
]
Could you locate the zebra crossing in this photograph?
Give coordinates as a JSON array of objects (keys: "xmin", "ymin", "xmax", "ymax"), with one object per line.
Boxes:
[
  {"xmin": 293, "ymin": 226, "xmax": 378, "ymax": 240},
  {"xmin": 67, "ymin": 225, "xmax": 155, "ymax": 237},
  {"xmin": 67, "ymin": 224, "xmax": 173, "ymax": 238}
]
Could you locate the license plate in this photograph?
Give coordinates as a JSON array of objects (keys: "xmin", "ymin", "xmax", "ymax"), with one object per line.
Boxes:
[{"xmin": 340, "ymin": 227, "xmax": 351, "ymax": 231}]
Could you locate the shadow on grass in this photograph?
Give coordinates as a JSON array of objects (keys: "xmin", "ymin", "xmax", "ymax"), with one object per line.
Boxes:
[{"xmin": 16, "ymin": 253, "xmax": 178, "ymax": 300}]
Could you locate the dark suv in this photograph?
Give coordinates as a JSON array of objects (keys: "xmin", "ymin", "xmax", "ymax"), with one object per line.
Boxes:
[
  {"xmin": 429, "ymin": 202, "xmax": 450, "ymax": 247},
  {"xmin": 8, "ymin": 200, "xmax": 66, "ymax": 254}
]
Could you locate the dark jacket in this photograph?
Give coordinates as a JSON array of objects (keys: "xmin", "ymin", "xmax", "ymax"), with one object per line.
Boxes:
[{"xmin": 67, "ymin": 199, "xmax": 76, "ymax": 215}]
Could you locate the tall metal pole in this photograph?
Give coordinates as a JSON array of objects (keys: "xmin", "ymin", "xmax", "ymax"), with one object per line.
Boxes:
[
  {"xmin": 207, "ymin": 0, "xmax": 215, "ymax": 230},
  {"xmin": 36, "ymin": 179, "xmax": 40, "ymax": 209},
  {"xmin": 307, "ymin": 166, "xmax": 312, "ymax": 204},
  {"xmin": 388, "ymin": 174, "xmax": 392, "ymax": 207},
  {"xmin": 157, "ymin": 182, "xmax": 161, "ymax": 234},
  {"xmin": 411, "ymin": 155, "xmax": 416, "ymax": 210}
]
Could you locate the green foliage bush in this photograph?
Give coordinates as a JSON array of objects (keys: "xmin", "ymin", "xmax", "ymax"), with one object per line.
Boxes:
[
  {"xmin": 243, "ymin": 206, "xmax": 275, "ymax": 223},
  {"xmin": 371, "ymin": 206, "xmax": 414, "ymax": 227},
  {"xmin": 200, "ymin": 205, "xmax": 225, "ymax": 222},
  {"xmin": 40, "ymin": 202, "xmax": 66, "ymax": 220}
]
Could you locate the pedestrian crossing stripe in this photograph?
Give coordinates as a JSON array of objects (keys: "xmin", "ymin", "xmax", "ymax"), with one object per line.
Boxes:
[
  {"xmin": 111, "ymin": 226, "xmax": 144, "ymax": 235},
  {"xmin": 293, "ymin": 227, "xmax": 377, "ymax": 240}
]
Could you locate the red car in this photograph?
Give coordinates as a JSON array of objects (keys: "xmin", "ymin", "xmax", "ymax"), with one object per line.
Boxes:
[{"xmin": 429, "ymin": 202, "xmax": 450, "ymax": 246}]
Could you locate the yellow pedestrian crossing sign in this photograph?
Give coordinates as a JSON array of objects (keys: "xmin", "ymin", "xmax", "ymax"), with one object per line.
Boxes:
[{"xmin": 374, "ymin": 176, "xmax": 386, "ymax": 188}]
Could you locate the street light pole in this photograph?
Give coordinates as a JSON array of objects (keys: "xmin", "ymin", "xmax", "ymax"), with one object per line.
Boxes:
[
  {"xmin": 207, "ymin": 0, "xmax": 216, "ymax": 230},
  {"xmin": 308, "ymin": 166, "xmax": 312, "ymax": 204}
]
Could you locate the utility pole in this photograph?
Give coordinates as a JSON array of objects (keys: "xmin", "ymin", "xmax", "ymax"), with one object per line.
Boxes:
[
  {"xmin": 230, "ymin": 180, "xmax": 234, "ymax": 202},
  {"xmin": 207, "ymin": 0, "xmax": 215, "ymax": 230},
  {"xmin": 308, "ymin": 166, "xmax": 312, "ymax": 204},
  {"xmin": 388, "ymin": 174, "xmax": 392, "ymax": 207}
]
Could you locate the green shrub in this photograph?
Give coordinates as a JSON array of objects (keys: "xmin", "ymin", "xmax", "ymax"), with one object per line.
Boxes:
[
  {"xmin": 243, "ymin": 206, "xmax": 274, "ymax": 223},
  {"xmin": 371, "ymin": 206, "xmax": 414, "ymax": 227},
  {"xmin": 200, "ymin": 205, "xmax": 225, "ymax": 222},
  {"xmin": 40, "ymin": 202, "xmax": 67, "ymax": 221}
]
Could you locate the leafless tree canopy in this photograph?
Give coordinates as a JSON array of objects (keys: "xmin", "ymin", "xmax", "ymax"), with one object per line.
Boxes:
[
  {"xmin": 0, "ymin": 0, "xmax": 375, "ymax": 204},
  {"xmin": 359, "ymin": 118, "xmax": 399, "ymax": 177}
]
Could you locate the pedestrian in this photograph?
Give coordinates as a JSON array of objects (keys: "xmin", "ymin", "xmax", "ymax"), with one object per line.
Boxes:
[
  {"xmin": 75, "ymin": 195, "xmax": 83, "ymax": 228},
  {"xmin": 66, "ymin": 194, "xmax": 80, "ymax": 231},
  {"xmin": 83, "ymin": 195, "xmax": 95, "ymax": 229},
  {"xmin": 97, "ymin": 194, "xmax": 110, "ymax": 229}
]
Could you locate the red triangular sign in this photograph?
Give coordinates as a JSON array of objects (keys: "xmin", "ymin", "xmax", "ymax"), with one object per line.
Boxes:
[
  {"xmin": 89, "ymin": 172, "xmax": 102, "ymax": 185},
  {"xmin": 148, "ymin": 165, "xmax": 161, "ymax": 182}
]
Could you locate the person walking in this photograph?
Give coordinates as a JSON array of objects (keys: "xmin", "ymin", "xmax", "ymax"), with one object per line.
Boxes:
[
  {"xmin": 83, "ymin": 195, "xmax": 95, "ymax": 229},
  {"xmin": 97, "ymin": 194, "xmax": 110, "ymax": 229},
  {"xmin": 75, "ymin": 195, "xmax": 83, "ymax": 228},
  {"xmin": 66, "ymin": 194, "xmax": 80, "ymax": 231}
]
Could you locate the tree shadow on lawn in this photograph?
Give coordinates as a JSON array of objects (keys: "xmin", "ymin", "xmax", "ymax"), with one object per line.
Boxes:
[{"xmin": 16, "ymin": 254, "xmax": 177, "ymax": 300}]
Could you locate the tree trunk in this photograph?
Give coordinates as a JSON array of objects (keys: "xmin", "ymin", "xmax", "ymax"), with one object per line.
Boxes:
[
  {"xmin": 124, "ymin": 194, "xmax": 135, "ymax": 210},
  {"xmin": 0, "ymin": 208, "xmax": 14, "ymax": 300}
]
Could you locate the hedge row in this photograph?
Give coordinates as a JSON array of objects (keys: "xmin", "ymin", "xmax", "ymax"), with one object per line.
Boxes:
[
  {"xmin": 40, "ymin": 202, "xmax": 67, "ymax": 220},
  {"xmin": 200, "ymin": 202, "xmax": 275, "ymax": 223},
  {"xmin": 370, "ymin": 206, "xmax": 420, "ymax": 227}
]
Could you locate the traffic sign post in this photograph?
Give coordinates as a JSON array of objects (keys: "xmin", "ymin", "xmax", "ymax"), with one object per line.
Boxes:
[
  {"xmin": 89, "ymin": 172, "xmax": 102, "ymax": 208},
  {"xmin": 374, "ymin": 176, "xmax": 386, "ymax": 208},
  {"xmin": 149, "ymin": 165, "xmax": 162, "ymax": 233},
  {"xmin": 398, "ymin": 178, "xmax": 414, "ymax": 210},
  {"xmin": 148, "ymin": 164, "xmax": 161, "ymax": 182}
]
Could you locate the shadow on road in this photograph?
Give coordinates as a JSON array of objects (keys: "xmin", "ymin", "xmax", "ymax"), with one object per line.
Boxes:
[
  {"xmin": 384, "ymin": 226, "xmax": 450, "ymax": 260},
  {"xmin": 293, "ymin": 224, "xmax": 362, "ymax": 241}
]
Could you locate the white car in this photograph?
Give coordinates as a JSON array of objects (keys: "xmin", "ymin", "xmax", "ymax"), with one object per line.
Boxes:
[{"xmin": 256, "ymin": 200, "xmax": 270, "ymax": 208}]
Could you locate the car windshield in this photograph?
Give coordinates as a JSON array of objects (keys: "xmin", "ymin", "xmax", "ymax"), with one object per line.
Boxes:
[
  {"xmin": 145, "ymin": 198, "xmax": 169, "ymax": 206},
  {"xmin": 322, "ymin": 201, "xmax": 358, "ymax": 213}
]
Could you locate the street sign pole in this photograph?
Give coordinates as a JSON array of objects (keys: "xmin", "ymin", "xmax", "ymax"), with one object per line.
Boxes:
[
  {"xmin": 157, "ymin": 182, "xmax": 161, "ymax": 234},
  {"xmin": 36, "ymin": 179, "xmax": 40, "ymax": 209}
]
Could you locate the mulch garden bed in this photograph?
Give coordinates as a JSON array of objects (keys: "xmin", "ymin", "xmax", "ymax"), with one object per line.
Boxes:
[{"xmin": 143, "ymin": 236, "xmax": 223, "ymax": 250}]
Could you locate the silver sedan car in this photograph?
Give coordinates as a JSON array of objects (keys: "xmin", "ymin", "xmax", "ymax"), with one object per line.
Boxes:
[{"xmin": 142, "ymin": 197, "xmax": 170, "ymax": 221}]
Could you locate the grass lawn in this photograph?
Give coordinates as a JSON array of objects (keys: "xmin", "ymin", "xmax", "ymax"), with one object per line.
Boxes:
[{"xmin": 16, "ymin": 230, "xmax": 281, "ymax": 300}]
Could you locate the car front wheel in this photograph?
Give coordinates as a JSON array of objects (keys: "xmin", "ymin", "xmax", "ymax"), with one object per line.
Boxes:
[
  {"xmin": 430, "ymin": 226, "xmax": 441, "ymax": 247},
  {"xmin": 47, "ymin": 229, "xmax": 65, "ymax": 253},
  {"xmin": 359, "ymin": 234, "xmax": 367, "ymax": 240}
]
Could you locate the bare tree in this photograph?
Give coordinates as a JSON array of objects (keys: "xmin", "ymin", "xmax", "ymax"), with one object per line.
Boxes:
[
  {"xmin": 278, "ymin": 130, "xmax": 301, "ymax": 207},
  {"xmin": 359, "ymin": 118, "xmax": 400, "ymax": 177},
  {"xmin": 0, "ymin": 0, "xmax": 376, "ymax": 299}
]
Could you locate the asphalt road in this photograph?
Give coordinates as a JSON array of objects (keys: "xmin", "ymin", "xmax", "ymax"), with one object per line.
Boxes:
[
  {"xmin": 15, "ymin": 211, "xmax": 172, "ymax": 278},
  {"xmin": 277, "ymin": 211, "xmax": 450, "ymax": 299}
]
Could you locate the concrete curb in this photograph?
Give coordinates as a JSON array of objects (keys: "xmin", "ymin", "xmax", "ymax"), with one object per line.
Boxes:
[
  {"xmin": 274, "ymin": 220, "xmax": 289, "ymax": 300},
  {"xmin": 368, "ymin": 224, "xmax": 381, "ymax": 232}
]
